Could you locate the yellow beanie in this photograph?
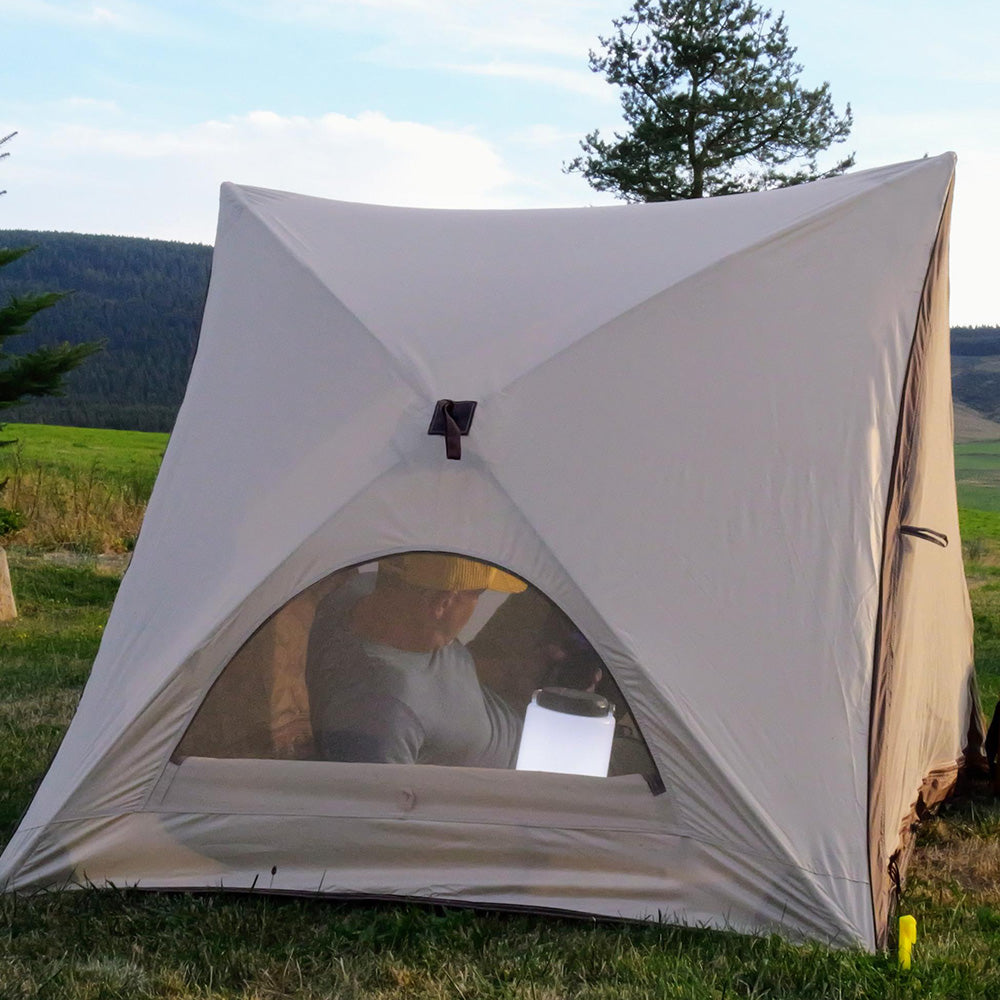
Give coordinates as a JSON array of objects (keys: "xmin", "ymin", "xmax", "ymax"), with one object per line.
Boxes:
[{"xmin": 382, "ymin": 553, "xmax": 527, "ymax": 594}]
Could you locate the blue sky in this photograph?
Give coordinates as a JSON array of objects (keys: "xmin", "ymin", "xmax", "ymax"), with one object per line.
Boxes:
[{"xmin": 2, "ymin": 0, "xmax": 997, "ymax": 322}]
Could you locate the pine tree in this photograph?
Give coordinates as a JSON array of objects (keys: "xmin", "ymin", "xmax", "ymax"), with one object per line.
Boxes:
[
  {"xmin": 0, "ymin": 248, "xmax": 102, "ymax": 429},
  {"xmin": 567, "ymin": 0, "xmax": 854, "ymax": 201},
  {"xmin": 0, "ymin": 133, "xmax": 102, "ymax": 445},
  {"xmin": 0, "ymin": 134, "xmax": 102, "ymax": 616}
]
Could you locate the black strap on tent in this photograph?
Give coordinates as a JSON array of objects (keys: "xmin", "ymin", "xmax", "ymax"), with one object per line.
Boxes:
[
  {"xmin": 899, "ymin": 525, "xmax": 949, "ymax": 548},
  {"xmin": 428, "ymin": 399, "xmax": 477, "ymax": 460}
]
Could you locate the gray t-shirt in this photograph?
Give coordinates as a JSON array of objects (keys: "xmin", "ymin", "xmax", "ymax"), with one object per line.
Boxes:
[{"xmin": 306, "ymin": 576, "xmax": 522, "ymax": 767}]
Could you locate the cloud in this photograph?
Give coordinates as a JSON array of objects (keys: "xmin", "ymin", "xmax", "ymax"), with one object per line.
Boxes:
[
  {"xmin": 510, "ymin": 124, "xmax": 587, "ymax": 148},
  {"xmin": 0, "ymin": 0, "xmax": 181, "ymax": 33},
  {"xmin": 244, "ymin": 0, "xmax": 615, "ymax": 84},
  {"xmin": 0, "ymin": 111, "xmax": 521, "ymax": 243},
  {"xmin": 7, "ymin": 1, "xmax": 617, "ymax": 96},
  {"xmin": 441, "ymin": 61, "xmax": 611, "ymax": 100},
  {"xmin": 260, "ymin": 0, "xmax": 609, "ymax": 53}
]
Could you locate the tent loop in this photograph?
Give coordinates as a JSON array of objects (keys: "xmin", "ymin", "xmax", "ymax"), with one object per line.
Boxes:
[
  {"xmin": 428, "ymin": 399, "xmax": 477, "ymax": 460},
  {"xmin": 899, "ymin": 525, "xmax": 949, "ymax": 548}
]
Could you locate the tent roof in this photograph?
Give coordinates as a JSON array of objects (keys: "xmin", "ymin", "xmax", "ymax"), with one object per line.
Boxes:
[{"xmin": 223, "ymin": 156, "xmax": 950, "ymax": 399}]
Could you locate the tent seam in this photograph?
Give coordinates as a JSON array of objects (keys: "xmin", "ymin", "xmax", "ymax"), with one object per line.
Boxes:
[
  {"xmin": 225, "ymin": 184, "xmax": 434, "ymax": 400},
  {"xmin": 485, "ymin": 156, "xmax": 955, "ymax": 404}
]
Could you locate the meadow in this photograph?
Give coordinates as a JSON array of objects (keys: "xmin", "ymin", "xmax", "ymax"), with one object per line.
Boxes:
[
  {"xmin": 0, "ymin": 423, "xmax": 166, "ymax": 553},
  {"xmin": 956, "ymin": 440, "xmax": 1000, "ymax": 513},
  {"xmin": 1, "ymin": 423, "xmax": 999, "ymax": 999}
]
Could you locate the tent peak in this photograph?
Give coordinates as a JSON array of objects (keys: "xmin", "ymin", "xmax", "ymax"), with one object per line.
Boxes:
[{"xmin": 218, "ymin": 153, "xmax": 955, "ymax": 219}]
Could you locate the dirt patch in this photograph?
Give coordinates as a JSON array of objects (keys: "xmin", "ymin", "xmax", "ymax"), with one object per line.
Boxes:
[
  {"xmin": 911, "ymin": 784, "xmax": 1000, "ymax": 906},
  {"xmin": 914, "ymin": 834, "xmax": 1000, "ymax": 900},
  {"xmin": 37, "ymin": 551, "xmax": 131, "ymax": 575}
]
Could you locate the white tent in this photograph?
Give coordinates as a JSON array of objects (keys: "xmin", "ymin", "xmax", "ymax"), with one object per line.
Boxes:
[{"xmin": 0, "ymin": 153, "xmax": 982, "ymax": 950}]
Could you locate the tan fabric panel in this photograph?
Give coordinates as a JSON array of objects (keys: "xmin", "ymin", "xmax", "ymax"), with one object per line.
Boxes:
[
  {"xmin": 5, "ymin": 758, "xmax": 867, "ymax": 946},
  {"xmin": 868, "ymin": 183, "xmax": 983, "ymax": 946},
  {"xmin": 175, "ymin": 569, "xmax": 354, "ymax": 760}
]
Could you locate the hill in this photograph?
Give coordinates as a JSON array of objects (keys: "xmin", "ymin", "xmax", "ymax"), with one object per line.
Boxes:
[
  {"xmin": 955, "ymin": 402, "xmax": 1000, "ymax": 443},
  {"xmin": 1, "ymin": 229, "xmax": 998, "ymax": 433},
  {"xmin": 0, "ymin": 230, "xmax": 211, "ymax": 432}
]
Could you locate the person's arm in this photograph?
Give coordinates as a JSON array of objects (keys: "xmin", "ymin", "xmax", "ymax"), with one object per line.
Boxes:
[{"xmin": 314, "ymin": 691, "xmax": 425, "ymax": 764}]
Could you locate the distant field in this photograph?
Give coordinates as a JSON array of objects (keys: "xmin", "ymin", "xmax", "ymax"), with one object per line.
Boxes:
[
  {"xmin": 0, "ymin": 422, "xmax": 168, "ymax": 493},
  {"xmin": 956, "ymin": 440, "xmax": 1000, "ymax": 512},
  {"xmin": 0, "ymin": 423, "xmax": 168, "ymax": 551},
  {"xmin": 5, "ymin": 424, "xmax": 1000, "ymax": 505},
  {"xmin": 960, "ymin": 506, "xmax": 1000, "ymax": 542},
  {"xmin": 2, "ymin": 422, "xmax": 1000, "ymax": 554}
]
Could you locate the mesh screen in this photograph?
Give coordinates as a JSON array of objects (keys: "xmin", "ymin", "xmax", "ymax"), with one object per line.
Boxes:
[{"xmin": 176, "ymin": 553, "xmax": 658, "ymax": 783}]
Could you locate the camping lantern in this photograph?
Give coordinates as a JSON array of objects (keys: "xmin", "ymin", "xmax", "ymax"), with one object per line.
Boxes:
[{"xmin": 515, "ymin": 688, "xmax": 615, "ymax": 777}]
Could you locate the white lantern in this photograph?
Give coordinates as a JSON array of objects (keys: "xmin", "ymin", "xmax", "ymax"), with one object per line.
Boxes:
[{"xmin": 515, "ymin": 688, "xmax": 615, "ymax": 777}]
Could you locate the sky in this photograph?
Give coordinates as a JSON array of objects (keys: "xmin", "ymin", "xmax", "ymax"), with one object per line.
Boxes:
[{"xmin": 1, "ymin": 0, "xmax": 997, "ymax": 324}]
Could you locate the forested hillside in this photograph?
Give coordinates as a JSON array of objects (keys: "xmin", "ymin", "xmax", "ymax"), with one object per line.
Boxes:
[
  {"xmin": 1, "ymin": 229, "xmax": 997, "ymax": 433},
  {"xmin": 953, "ymin": 326, "xmax": 1000, "ymax": 424},
  {"xmin": 0, "ymin": 230, "xmax": 211, "ymax": 431}
]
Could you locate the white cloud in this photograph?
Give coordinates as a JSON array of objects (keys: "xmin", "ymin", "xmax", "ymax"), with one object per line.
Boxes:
[
  {"xmin": 510, "ymin": 124, "xmax": 585, "ymax": 148},
  {"xmin": 0, "ymin": 0, "xmax": 181, "ymax": 33},
  {"xmin": 442, "ymin": 61, "xmax": 612, "ymax": 100},
  {"xmin": 0, "ymin": 111, "xmax": 521, "ymax": 243},
  {"xmin": 245, "ymin": 0, "xmax": 615, "ymax": 72},
  {"xmin": 90, "ymin": 6, "xmax": 120, "ymax": 24}
]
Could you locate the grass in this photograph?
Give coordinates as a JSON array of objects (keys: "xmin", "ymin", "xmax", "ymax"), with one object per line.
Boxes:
[
  {"xmin": 0, "ymin": 423, "xmax": 166, "ymax": 552},
  {"xmin": 6, "ymin": 887, "xmax": 998, "ymax": 1000},
  {"xmin": 0, "ymin": 556, "xmax": 119, "ymax": 839},
  {"xmin": 0, "ymin": 425, "xmax": 998, "ymax": 997},
  {"xmin": 0, "ymin": 423, "xmax": 167, "ymax": 490},
  {"xmin": 959, "ymin": 507, "xmax": 1000, "ymax": 707},
  {"xmin": 956, "ymin": 441, "xmax": 1000, "ymax": 512},
  {"xmin": 0, "ymin": 889, "xmax": 962, "ymax": 1000},
  {"xmin": 0, "ymin": 423, "xmax": 996, "ymax": 554}
]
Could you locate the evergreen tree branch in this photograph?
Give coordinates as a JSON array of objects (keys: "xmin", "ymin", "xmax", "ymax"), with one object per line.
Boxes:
[{"xmin": 566, "ymin": 0, "xmax": 854, "ymax": 202}]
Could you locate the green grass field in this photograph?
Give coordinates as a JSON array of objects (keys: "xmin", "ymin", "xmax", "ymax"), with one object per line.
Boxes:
[
  {"xmin": 0, "ymin": 422, "xmax": 168, "ymax": 497},
  {"xmin": 956, "ymin": 441, "xmax": 1000, "ymax": 512},
  {"xmin": 3, "ymin": 422, "xmax": 1000, "ymax": 525},
  {"xmin": 0, "ymin": 423, "xmax": 165, "ymax": 552},
  {"xmin": 1, "ymin": 424, "xmax": 999, "ymax": 998}
]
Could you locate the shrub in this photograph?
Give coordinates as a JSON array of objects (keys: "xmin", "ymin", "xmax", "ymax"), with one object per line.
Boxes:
[{"xmin": 0, "ymin": 505, "xmax": 24, "ymax": 536}]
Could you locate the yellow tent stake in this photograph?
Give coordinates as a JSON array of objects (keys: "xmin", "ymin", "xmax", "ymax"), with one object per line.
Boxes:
[{"xmin": 898, "ymin": 914, "xmax": 917, "ymax": 970}]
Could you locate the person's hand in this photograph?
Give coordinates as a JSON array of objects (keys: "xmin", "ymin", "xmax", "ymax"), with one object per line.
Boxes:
[{"xmin": 539, "ymin": 635, "xmax": 603, "ymax": 692}]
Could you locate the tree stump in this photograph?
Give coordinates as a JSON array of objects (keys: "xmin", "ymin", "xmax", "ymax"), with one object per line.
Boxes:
[{"xmin": 0, "ymin": 546, "xmax": 17, "ymax": 621}]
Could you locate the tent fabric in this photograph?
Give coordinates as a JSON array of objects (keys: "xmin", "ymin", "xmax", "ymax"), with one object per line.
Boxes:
[
  {"xmin": 0, "ymin": 153, "xmax": 977, "ymax": 950},
  {"xmin": 867, "ymin": 183, "xmax": 982, "ymax": 944}
]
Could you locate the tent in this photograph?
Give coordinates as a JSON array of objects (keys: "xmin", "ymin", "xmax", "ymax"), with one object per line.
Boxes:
[{"xmin": 0, "ymin": 152, "xmax": 983, "ymax": 950}]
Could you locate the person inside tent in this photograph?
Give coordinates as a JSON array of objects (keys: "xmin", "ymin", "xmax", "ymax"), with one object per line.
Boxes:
[{"xmin": 305, "ymin": 553, "xmax": 598, "ymax": 767}]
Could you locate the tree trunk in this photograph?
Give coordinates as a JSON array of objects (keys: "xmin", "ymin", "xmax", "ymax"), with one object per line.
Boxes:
[{"xmin": 0, "ymin": 546, "xmax": 17, "ymax": 621}]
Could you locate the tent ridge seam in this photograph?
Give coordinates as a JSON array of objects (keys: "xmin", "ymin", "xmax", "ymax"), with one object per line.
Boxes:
[
  {"xmin": 488, "ymin": 166, "xmax": 946, "ymax": 402},
  {"xmin": 232, "ymin": 192, "xmax": 434, "ymax": 399}
]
